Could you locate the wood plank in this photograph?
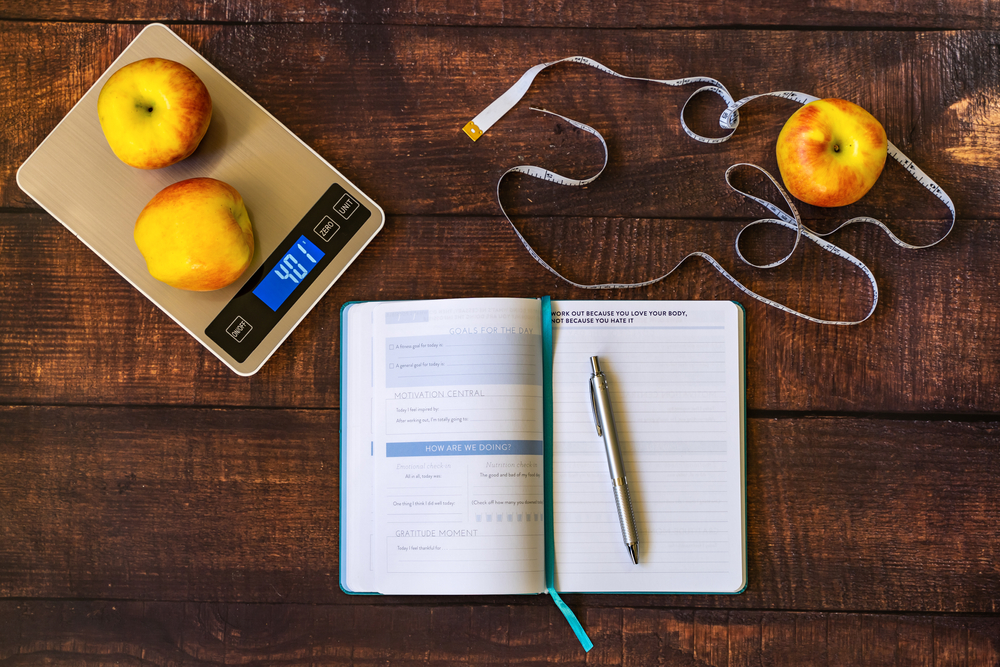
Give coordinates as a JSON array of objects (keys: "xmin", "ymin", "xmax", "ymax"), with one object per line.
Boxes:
[
  {"xmin": 727, "ymin": 610, "xmax": 763, "ymax": 667},
  {"xmin": 2, "ymin": 211, "xmax": 998, "ymax": 413},
  {"xmin": 2, "ymin": 406, "xmax": 998, "ymax": 613},
  {"xmin": 0, "ymin": 405, "xmax": 345, "ymax": 601},
  {"xmin": 693, "ymin": 609, "xmax": 730, "ymax": 666},
  {"xmin": 1, "ymin": 0, "xmax": 997, "ymax": 29},
  {"xmin": 1, "ymin": 602, "xmax": 998, "ymax": 665},
  {"xmin": 2, "ymin": 24, "xmax": 994, "ymax": 224},
  {"xmin": 898, "ymin": 616, "xmax": 936, "ymax": 667}
]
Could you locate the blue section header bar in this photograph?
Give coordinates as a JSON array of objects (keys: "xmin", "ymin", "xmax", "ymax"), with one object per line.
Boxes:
[{"xmin": 386, "ymin": 440, "xmax": 543, "ymax": 457}]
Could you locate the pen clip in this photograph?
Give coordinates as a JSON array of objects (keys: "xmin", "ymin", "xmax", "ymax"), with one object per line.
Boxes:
[{"xmin": 589, "ymin": 374, "xmax": 603, "ymax": 437}]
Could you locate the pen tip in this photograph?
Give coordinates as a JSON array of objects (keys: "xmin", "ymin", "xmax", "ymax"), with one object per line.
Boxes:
[{"xmin": 628, "ymin": 545, "xmax": 638, "ymax": 565}]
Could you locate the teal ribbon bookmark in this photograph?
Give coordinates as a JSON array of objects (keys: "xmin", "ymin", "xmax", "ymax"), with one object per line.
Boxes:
[{"xmin": 540, "ymin": 296, "xmax": 594, "ymax": 652}]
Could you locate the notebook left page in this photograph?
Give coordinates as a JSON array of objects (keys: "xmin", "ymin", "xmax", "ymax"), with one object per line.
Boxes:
[
  {"xmin": 341, "ymin": 301, "xmax": 379, "ymax": 594},
  {"xmin": 343, "ymin": 298, "xmax": 547, "ymax": 595}
]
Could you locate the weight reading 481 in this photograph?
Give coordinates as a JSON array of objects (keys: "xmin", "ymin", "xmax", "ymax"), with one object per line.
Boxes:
[{"xmin": 252, "ymin": 235, "xmax": 326, "ymax": 311}]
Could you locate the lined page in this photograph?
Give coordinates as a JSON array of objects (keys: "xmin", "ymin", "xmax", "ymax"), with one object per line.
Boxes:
[{"xmin": 549, "ymin": 301, "xmax": 745, "ymax": 593}]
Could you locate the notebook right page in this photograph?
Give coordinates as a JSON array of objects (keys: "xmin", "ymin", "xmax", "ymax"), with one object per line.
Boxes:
[{"xmin": 549, "ymin": 301, "xmax": 746, "ymax": 593}]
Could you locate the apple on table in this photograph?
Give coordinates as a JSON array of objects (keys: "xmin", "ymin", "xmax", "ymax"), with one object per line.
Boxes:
[
  {"xmin": 776, "ymin": 98, "xmax": 888, "ymax": 208},
  {"xmin": 97, "ymin": 57, "xmax": 212, "ymax": 170}
]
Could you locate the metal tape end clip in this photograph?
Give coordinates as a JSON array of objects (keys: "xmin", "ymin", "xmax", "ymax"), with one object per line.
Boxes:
[{"xmin": 463, "ymin": 121, "xmax": 483, "ymax": 141}]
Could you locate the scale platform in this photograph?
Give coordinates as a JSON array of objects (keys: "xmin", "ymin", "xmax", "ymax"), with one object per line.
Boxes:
[{"xmin": 17, "ymin": 23, "xmax": 384, "ymax": 376}]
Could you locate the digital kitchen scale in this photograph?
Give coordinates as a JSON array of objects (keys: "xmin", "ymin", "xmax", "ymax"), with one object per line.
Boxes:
[{"xmin": 16, "ymin": 23, "xmax": 384, "ymax": 375}]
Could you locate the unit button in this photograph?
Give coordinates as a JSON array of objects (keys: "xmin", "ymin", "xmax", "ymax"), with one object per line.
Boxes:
[
  {"xmin": 333, "ymin": 193, "xmax": 360, "ymax": 220},
  {"xmin": 314, "ymin": 215, "xmax": 341, "ymax": 242},
  {"xmin": 226, "ymin": 316, "xmax": 253, "ymax": 343}
]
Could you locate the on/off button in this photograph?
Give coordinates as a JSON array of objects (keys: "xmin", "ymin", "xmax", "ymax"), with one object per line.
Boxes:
[{"xmin": 226, "ymin": 316, "xmax": 253, "ymax": 343}]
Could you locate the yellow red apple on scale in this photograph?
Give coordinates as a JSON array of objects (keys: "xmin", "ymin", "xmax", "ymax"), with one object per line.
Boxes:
[
  {"xmin": 97, "ymin": 57, "xmax": 212, "ymax": 169},
  {"xmin": 134, "ymin": 178, "xmax": 254, "ymax": 291},
  {"xmin": 775, "ymin": 98, "xmax": 888, "ymax": 207}
]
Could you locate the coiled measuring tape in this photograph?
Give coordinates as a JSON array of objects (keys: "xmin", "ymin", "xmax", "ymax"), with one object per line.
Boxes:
[{"xmin": 464, "ymin": 56, "xmax": 956, "ymax": 326}]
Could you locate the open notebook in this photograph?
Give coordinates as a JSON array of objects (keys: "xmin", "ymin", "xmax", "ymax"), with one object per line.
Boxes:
[{"xmin": 340, "ymin": 298, "xmax": 746, "ymax": 598}]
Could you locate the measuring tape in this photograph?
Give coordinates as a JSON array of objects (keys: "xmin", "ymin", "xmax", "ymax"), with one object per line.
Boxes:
[{"xmin": 464, "ymin": 56, "xmax": 956, "ymax": 325}]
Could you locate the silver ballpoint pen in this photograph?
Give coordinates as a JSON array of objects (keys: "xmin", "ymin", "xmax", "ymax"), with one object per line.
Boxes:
[{"xmin": 588, "ymin": 356, "xmax": 639, "ymax": 564}]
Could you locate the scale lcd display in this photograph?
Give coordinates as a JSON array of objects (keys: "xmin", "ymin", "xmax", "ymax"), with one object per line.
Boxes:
[{"xmin": 252, "ymin": 235, "xmax": 326, "ymax": 311}]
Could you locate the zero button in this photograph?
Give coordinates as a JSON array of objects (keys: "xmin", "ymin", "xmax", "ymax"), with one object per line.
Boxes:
[{"xmin": 314, "ymin": 215, "xmax": 341, "ymax": 242}]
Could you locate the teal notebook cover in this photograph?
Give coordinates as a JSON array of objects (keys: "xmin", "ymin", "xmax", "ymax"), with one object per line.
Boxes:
[{"xmin": 338, "ymin": 298, "xmax": 746, "ymax": 647}]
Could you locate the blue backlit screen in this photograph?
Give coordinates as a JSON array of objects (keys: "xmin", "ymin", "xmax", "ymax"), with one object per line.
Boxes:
[{"xmin": 252, "ymin": 235, "xmax": 326, "ymax": 312}]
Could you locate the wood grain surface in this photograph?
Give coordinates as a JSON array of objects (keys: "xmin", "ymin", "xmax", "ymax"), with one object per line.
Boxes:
[
  {"xmin": 2, "ymin": 0, "xmax": 999, "ymax": 28},
  {"xmin": 1, "ymin": 4, "xmax": 998, "ymax": 664},
  {"xmin": 5, "ymin": 24, "xmax": 998, "ymax": 221},
  {"xmin": 3, "ymin": 212, "xmax": 997, "ymax": 413},
  {"xmin": 3, "ymin": 408, "xmax": 998, "ymax": 612},
  {"xmin": 1, "ymin": 603, "xmax": 998, "ymax": 665}
]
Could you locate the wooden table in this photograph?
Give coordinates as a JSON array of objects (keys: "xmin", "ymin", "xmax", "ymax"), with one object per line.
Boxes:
[{"xmin": 2, "ymin": 2, "xmax": 998, "ymax": 663}]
